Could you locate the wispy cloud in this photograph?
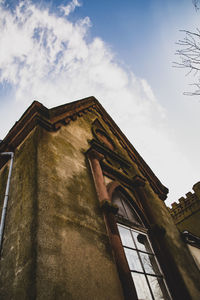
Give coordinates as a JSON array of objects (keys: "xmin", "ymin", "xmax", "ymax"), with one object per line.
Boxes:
[
  {"xmin": 0, "ymin": 0, "xmax": 194, "ymax": 204},
  {"xmin": 0, "ymin": 0, "xmax": 164, "ymax": 123},
  {"xmin": 60, "ymin": 0, "xmax": 81, "ymax": 16}
]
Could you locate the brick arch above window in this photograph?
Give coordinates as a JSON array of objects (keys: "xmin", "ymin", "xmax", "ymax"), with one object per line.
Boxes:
[{"xmin": 106, "ymin": 181, "xmax": 148, "ymax": 229}]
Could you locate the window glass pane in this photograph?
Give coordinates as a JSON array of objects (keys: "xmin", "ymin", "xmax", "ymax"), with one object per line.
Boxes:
[
  {"xmin": 113, "ymin": 190, "xmax": 144, "ymax": 226},
  {"xmin": 147, "ymin": 275, "xmax": 165, "ymax": 300},
  {"xmin": 132, "ymin": 231, "xmax": 150, "ymax": 252},
  {"xmin": 124, "ymin": 248, "xmax": 143, "ymax": 272},
  {"xmin": 140, "ymin": 253, "xmax": 161, "ymax": 275},
  {"xmin": 113, "ymin": 197, "xmax": 127, "ymax": 218},
  {"xmin": 132, "ymin": 273, "xmax": 152, "ymax": 300},
  {"xmin": 118, "ymin": 226, "xmax": 135, "ymax": 248},
  {"xmin": 122, "ymin": 198, "xmax": 142, "ymax": 225}
]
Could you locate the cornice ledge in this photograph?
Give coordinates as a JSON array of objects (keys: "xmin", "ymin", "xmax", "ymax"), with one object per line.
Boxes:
[
  {"xmin": 88, "ymin": 139, "xmax": 131, "ymax": 168},
  {"xmin": 0, "ymin": 97, "xmax": 99, "ymax": 153},
  {"xmin": 49, "ymin": 96, "xmax": 97, "ymax": 123},
  {"xmin": 94, "ymin": 103, "xmax": 169, "ymax": 201},
  {"xmin": 85, "ymin": 147, "xmax": 104, "ymax": 161},
  {"xmin": 132, "ymin": 175, "xmax": 146, "ymax": 187},
  {"xmin": 0, "ymin": 104, "xmax": 53, "ymax": 153}
]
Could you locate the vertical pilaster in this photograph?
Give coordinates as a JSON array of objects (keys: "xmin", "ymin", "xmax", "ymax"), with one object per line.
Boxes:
[{"xmin": 87, "ymin": 149, "xmax": 138, "ymax": 300}]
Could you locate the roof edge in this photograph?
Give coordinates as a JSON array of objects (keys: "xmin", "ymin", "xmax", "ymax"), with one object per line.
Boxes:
[{"xmin": 0, "ymin": 96, "xmax": 168, "ymax": 200}]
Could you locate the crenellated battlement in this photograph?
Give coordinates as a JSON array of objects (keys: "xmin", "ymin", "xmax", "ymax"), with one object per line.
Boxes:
[{"xmin": 168, "ymin": 182, "xmax": 200, "ymax": 230}]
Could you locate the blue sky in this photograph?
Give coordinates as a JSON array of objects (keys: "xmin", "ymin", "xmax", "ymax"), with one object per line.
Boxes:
[{"xmin": 0, "ymin": 0, "xmax": 200, "ymax": 205}]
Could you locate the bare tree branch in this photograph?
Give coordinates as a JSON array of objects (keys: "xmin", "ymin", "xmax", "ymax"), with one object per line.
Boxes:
[
  {"xmin": 192, "ymin": 0, "xmax": 200, "ymax": 11},
  {"xmin": 174, "ymin": 29, "xmax": 200, "ymax": 95}
]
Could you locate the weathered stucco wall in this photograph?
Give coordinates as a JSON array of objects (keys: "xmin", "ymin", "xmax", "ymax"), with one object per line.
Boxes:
[
  {"xmin": 0, "ymin": 112, "xmax": 124, "ymax": 299},
  {"xmin": 176, "ymin": 211, "xmax": 200, "ymax": 236},
  {"xmin": 0, "ymin": 128, "xmax": 39, "ymax": 299},
  {"xmin": 36, "ymin": 112, "xmax": 124, "ymax": 299}
]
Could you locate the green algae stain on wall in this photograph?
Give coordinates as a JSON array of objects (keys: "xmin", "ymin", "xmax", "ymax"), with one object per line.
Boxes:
[
  {"xmin": 35, "ymin": 114, "xmax": 124, "ymax": 300},
  {"xmin": 0, "ymin": 127, "xmax": 40, "ymax": 300},
  {"xmin": 0, "ymin": 111, "xmax": 125, "ymax": 300}
]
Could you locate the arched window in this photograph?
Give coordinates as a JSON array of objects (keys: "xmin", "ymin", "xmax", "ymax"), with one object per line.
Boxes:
[{"xmin": 112, "ymin": 189, "xmax": 171, "ymax": 300}]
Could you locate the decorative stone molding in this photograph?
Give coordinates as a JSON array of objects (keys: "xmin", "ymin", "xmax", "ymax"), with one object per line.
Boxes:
[
  {"xmin": 100, "ymin": 200, "xmax": 119, "ymax": 214},
  {"xmin": 0, "ymin": 96, "xmax": 168, "ymax": 201}
]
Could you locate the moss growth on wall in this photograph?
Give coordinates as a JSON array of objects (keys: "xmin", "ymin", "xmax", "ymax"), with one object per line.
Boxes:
[
  {"xmin": 176, "ymin": 211, "xmax": 200, "ymax": 236},
  {"xmin": 0, "ymin": 127, "xmax": 40, "ymax": 299},
  {"xmin": 34, "ymin": 114, "xmax": 124, "ymax": 299},
  {"xmin": 0, "ymin": 107, "xmax": 199, "ymax": 299}
]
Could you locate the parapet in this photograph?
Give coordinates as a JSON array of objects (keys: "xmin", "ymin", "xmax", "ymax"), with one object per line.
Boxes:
[{"xmin": 169, "ymin": 182, "xmax": 200, "ymax": 224}]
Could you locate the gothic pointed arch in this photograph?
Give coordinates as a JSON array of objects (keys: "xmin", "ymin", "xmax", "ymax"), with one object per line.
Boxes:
[
  {"xmin": 106, "ymin": 182, "xmax": 171, "ymax": 300},
  {"xmin": 106, "ymin": 181, "xmax": 148, "ymax": 229}
]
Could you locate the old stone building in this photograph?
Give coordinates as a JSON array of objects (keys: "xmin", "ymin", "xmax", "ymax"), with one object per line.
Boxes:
[
  {"xmin": 169, "ymin": 183, "xmax": 200, "ymax": 273},
  {"xmin": 169, "ymin": 182, "xmax": 200, "ymax": 236},
  {"xmin": 0, "ymin": 97, "xmax": 200, "ymax": 300}
]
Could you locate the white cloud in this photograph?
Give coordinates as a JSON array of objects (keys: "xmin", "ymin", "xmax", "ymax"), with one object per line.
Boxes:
[
  {"xmin": 0, "ymin": 0, "xmax": 196, "ymax": 205},
  {"xmin": 60, "ymin": 0, "xmax": 81, "ymax": 17},
  {"xmin": 0, "ymin": 0, "xmax": 165, "ymax": 123}
]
